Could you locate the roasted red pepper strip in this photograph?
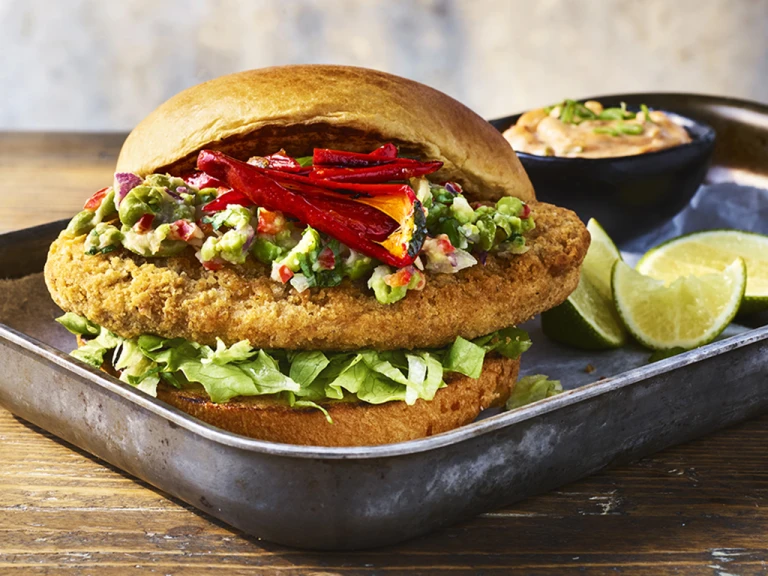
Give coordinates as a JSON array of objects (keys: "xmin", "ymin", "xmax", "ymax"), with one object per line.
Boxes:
[
  {"xmin": 310, "ymin": 160, "xmax": 442, "ymax": 183},
  {"xmin": 197, "ymin": 150, "xmax": 423, "ymax": 267},
  {"xmin": 313, "ymin": 143, "xmax": 399, "ymax": 167},
  {"xmin": 370, "ymin": 143, "xmax": 398, "ymax": 159},
  {"xmin": 236, "ymin": 167, "xmax": 407, "ymax": 239},
  {"xmin": 202, "ymin": 189, "xmax": 252, "ymax": 212},
  {"xmin": 264, "ymin": 152, "xmax": 304, "ymax": 173},
  {"xmin": 301, "ymin": 194, "xmax": 398, "ymax": 241},
  {"xmin": 256, "ymin": 166, "xmax": 417, "ymax": 198},
  {"xmin": 84, "ymin": 187, "xmax": 109, "ymax": 211},
  {"xmin": 183, "ymin": 171, "xmax": 227, "ymax": 190}
]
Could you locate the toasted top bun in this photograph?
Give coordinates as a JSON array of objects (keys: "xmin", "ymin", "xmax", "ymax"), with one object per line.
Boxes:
[{"xmin": 115, "ymin": 65, "xmax": 535, "ymax": 203}]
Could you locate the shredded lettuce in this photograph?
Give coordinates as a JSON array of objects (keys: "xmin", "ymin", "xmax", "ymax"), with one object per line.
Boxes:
[
  {"xmin": 59, "ymin": 314, "xmax": 532, "ymax": 417},
  {"xmin": 67, "ymin": 325, "xmax": 120, "ymax": 368},
  {"xmin": 56, "ymin": 312, "xmax": 100, "ymax": 338},
  {"xmin": 443, "ymin": 336, "xmax": 486, "ymax": 379},
  {"xmin": 506, "ymin": 374, "xmax": 563, "ymax": 410}
]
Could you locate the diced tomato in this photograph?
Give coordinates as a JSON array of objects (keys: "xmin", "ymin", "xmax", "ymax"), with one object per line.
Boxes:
[
  {"xmin": 316, "ymin": 247, "xmax": 336, "ymax": 271},
  {"xmin": 134, "ymin": 213, "xmax": 155, "ymax": 233},
  {"xmin": 412, "ymin": 270, "xmax": 426, "ymax": 290},
  {"xmin": 84, "ymin": 187, "xmax": 109, "ymax": 211},
  {"xmin": 197, "ymin": 218, "xmax": 214, "ymax": 236},
  {"xmin": 521, "ymin": 203, "xmax": 531, "ymax": 218},
  {"xmin": 272, "ymin": 263, "xmax": 294, "ymax": 283},
  {"xmin": 385, "ymin": 267, "xmax": 413, "ymax": 288},
  {"xmin": 169, "ymin": 220, "xmax": 201, "ymax": 242},
  {"xmin": 436, "ymin": 234, "xmax": 456, "ymax": 254},
  {"xmin": 202, "ymin": 259, "xmax": 223, "ymax": 271},
  {"xmin": 257, "ymin": 208, "xmax": 287, "ymax": 235}
]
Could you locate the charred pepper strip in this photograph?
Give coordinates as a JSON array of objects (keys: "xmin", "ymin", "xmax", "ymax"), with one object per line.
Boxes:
[
  {"xmin": 202, "ymin": 189, "xmax": 252, "ymax": 212},
  {"xmin": 256, "ymin": 166, "xmax": 414, "ymax": 198},
  {"xmin": 183, "ymin": 171, "xmax": 227, "ymax": 190},
  {"xmin": 243, "ymin": 165, "xmax": 424, "ymax": 240},
  {"xmin": 201, "ymin": 167, "xmax": 399, "ymax": 239},
  {"xmin": 313, "ymin": 143, "xmax": 398, "ymax": 167},
  {"xmin": 197, "ymin": 150, "xmax": 425, "ymax": 267},
  {"xmin": 264, "ymin": 150, "xmax": 306, "ymax": 172},
  {"xmin": 310, "ymin": 160, "xmax": 442, "ymax": 183},
  {"xmin": 296, "ymin": 194, "xmax": 399, "ymax": 241}
]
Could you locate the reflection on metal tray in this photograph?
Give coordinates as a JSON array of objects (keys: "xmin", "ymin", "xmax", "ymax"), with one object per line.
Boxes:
[{"xmin": 1, "ymin": 94, "xmax": 768, "ymax": 550}]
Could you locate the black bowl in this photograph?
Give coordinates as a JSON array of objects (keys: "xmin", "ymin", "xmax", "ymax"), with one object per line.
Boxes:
[{"xmin": 490, "ymin": 97, "xmax": 716, "ymax": 244}]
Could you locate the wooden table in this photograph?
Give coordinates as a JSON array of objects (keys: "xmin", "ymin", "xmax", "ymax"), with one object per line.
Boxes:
[{"xmin": 1, "ymin": 133, "xmax": 767, "ymax": 575}]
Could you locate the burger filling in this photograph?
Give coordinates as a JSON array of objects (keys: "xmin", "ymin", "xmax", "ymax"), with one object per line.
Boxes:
[
  {"xmin": 62, "ymin": 144, "xmax": 535, "ymax": 305},
  {"xmin": 57, "ymin": 312, "xmax": 531, "ymax": 420}
]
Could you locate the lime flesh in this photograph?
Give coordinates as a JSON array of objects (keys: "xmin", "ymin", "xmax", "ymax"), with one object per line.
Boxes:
[
  {"xmin": 637, "ymin": 230, "xmax": 768, "ymax": 315},
  {"xmin": 612, "ymin": 258, "xmax": 746, "ymax": 350}
]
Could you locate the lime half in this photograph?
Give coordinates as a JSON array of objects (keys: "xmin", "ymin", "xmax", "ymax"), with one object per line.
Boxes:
[
  {"xmin": 637, "ymin": 230, "xmax": 768, "ymax": 315},
  {"xmin": 612, "ymin": 258, "xmax": 746, "ymax": 350},
  {"xmin": 542, "ymin": 219, "xmax": 627, "ymax": 349}
]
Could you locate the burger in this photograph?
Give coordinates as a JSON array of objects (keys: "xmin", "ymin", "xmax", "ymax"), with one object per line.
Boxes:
[{"xmin": 44, "ymin": 65, "xmax": 589, "ymax": 446}]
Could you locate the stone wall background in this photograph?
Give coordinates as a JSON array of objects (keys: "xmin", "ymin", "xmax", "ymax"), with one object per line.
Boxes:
[{"xmin": 2, "ymin": 0, "xmax": 766, "ymax": 130}]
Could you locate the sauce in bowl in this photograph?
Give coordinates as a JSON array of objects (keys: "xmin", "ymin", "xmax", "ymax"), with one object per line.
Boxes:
[{"xmin": 504, "ymin": 100, "xmax": 692, "ymax": 159}]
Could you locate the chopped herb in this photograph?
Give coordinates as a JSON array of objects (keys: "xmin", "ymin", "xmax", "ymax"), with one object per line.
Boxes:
[
  {"xmin": 641, "ymin": 103, "xmax": 654, "ymax": 123},
  {"xmin": 593, "ymin": 126, "xmax": 620, "ymax": 137},
  {"xmin": 295, "ymin": 156, "xmax": 314, "ymax": 167},
  {"xmin": 599, "ymin": 106, "xmax": 636, "ymax": 121},
  {"xmin": 575, "ymin": 102, "xmax": 597, "ymax": 120},
  {"xmin": 560, "ymin": 100, "xmax": 576, "ymax": 123},
  {"xmin": 593, "ymin": 122, "xmax": 644, "ymax": 137},
  {"xmin": 618, "ymin": 123, "xmax": 644, "ymax": 135}
]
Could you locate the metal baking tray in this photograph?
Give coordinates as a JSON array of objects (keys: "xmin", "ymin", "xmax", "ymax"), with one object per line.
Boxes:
[{"xmin": 2, "ymin": 94, "xmax": 768, "ymax": 550}]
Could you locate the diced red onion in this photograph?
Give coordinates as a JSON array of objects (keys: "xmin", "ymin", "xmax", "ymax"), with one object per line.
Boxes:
[
  {"xmin": 165, "ymin": 187, "xmax": 183, "ymax": 201},
  {"xmin": 114, "ymin": 172, "xmax": 143, "ymax": 205},
  {"xmin": 242, "ymin": 228, "xmax": 256, "ymax": 253},
  {"xmin": 444, "ymin": 181, "xmax": 463, "ymax": 196}
]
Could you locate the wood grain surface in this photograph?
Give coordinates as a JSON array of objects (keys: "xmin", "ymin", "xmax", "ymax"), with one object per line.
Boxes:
[{"xmin": 1, "ymin": 133, "xmax": 767, "ymax": 575}]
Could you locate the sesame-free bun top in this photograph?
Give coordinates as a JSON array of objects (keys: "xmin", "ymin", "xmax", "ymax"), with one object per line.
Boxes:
[{"xmin": 115, "ymin": 65, "xmax": 535, "ymax": 203}]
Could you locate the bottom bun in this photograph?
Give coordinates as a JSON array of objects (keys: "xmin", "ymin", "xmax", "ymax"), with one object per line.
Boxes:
[{"xmin": 157, "ymin": 355, "xmax": 520, "ymax": 446}]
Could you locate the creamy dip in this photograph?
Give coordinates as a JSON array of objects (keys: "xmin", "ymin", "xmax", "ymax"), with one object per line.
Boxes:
[{"xmin": 504, "ymin": 100, "xmax": 692, "ymax": 159}]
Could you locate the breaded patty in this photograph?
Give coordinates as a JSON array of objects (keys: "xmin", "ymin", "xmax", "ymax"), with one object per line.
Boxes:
[
  {"xmin": 156, "ymin": 355, "xmax": 519, "ymax": 446},
  {"xmin": 45, "ymin": 202, "xmax": 588, "ymax": 351}
]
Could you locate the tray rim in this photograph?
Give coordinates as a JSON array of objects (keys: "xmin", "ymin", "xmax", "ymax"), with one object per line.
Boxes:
[{"xmin": 2, "ymin": 277, "xmax": 766, "ymax": 460}]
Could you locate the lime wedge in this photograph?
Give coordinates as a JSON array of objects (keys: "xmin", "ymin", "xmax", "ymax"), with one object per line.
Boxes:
[
  {"xmin": 541, "ymin": 274, "xmax": 628, "ymax": 349},
  {"xmin": 636, "ymin": 230, "xmax": 768, "ymax": 315},
  {"xmin": 582, "ymin": 219, "xmax": 621, "ymax": 300},
  {"xmin": 612, "ymin": 258, "xmax": 746, "ymax": 350},
  {"xmin": 542, "ymin": 219, "xmax": 627, "ymax": 349}
]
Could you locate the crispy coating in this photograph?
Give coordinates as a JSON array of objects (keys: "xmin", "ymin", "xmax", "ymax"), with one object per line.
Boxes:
[{"xmin": 45, "ymin": 202, "xmax": 589, "ymax": 351}]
